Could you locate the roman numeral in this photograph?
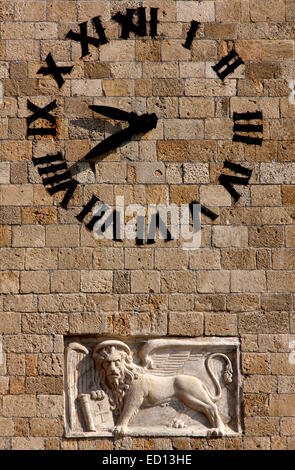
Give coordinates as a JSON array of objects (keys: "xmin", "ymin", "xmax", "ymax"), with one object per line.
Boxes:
[
  {"xmin": 66, "ymin": 16, "xmax": 108, "ymax": 58},
  {"xmin": 212, "ymin": 49, "xmax": 244, "ymax": 80},
  {"xmin": 76, "ymin": 194, "xmax": 107, "ymax": 232},
  {"xmin": 182, "ymin": 21, "xmax": 200, "ymax": 50},
  {"xmin": 27, "ymin": 99, "xmax": 57, "ymax": 136},
  {"xmin": 37, "ymin": 53, "xmax": 73, "ymax": 89},
  {"xmin": 218, "ymin": 160, "xmax": 253, "ymax": 202},
  {"xmin": 189, "ymin": 201, "xmax": 218, "ymax": 222},
  {"xmin": 112, "ymin": 7, "xmax": 159, "ymax": 39},
  {"xmin": 233, "ymin": 111, "xmax": 263, "ymax": 146},
  {"xmin": 32, "ymin": 153, "xmax": 78, "ymax": 209}
]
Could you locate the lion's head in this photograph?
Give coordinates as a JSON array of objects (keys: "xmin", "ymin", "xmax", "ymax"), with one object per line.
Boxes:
[{"xmin": 93, "ymin": 341, "xmax": 143, "ymax": 415}]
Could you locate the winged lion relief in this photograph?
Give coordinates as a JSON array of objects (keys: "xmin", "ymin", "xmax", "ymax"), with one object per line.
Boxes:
[{"xmin": 64, "ymin": 337, "xmax": 240, "ymax": 437}]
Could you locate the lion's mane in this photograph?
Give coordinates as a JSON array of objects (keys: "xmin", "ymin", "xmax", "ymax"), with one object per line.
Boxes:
[{"xmin": 93, "ymin": 346, "xmax": 143, "ymax": 417}]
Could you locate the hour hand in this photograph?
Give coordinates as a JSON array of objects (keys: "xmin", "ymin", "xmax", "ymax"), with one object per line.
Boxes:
[
  {"xmin": 83, "ymin": 108, "xmax": 158, "ymax": 161},
  {"xmin": 84, "ymin": 126, "xmax": 134, "ymax": 161}
]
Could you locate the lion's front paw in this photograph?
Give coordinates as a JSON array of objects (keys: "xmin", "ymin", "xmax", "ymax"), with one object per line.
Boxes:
[
  {"xmin": 207, "ymin": 427, "xmax": 226, "ymax": 437},
  {"xmin": 171, "ymin": 418, "xmax": 187, "ymax": 429},
  {"xmin": 113, "ymin": 425, "xmax": 128, "ymax": 436},
  {"xmin": 90, "ymin": 390, "xmax": 106, "ymax": 401}
]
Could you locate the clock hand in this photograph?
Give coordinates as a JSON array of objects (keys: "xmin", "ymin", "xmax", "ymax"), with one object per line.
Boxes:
[
  {"xmin": 67, "ymin": 109, "xmax": 158, "ymax": 176},
  {"xmin": 83, "ymin": 126, "xmax": 135, "ymax": 161},
  {"xmin": 83, "ymin": 109, "xmax": 158, "ymax": 161}
]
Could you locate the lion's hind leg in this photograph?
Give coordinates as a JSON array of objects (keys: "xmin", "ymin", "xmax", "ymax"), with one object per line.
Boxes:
[{"xmin": 178, "ymin": 393, "xmax": 226, "ymax": 437}]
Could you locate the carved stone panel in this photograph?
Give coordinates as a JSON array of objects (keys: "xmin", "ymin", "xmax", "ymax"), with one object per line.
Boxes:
[{"xmin": 64, "ymin": 336, "xmax": 241, "ymax": 438}]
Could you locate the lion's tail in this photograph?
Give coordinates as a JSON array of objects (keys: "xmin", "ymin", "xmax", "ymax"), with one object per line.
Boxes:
[{"xmin": 205, "ymin": 353, "xmax": 233, "ymax": 402}]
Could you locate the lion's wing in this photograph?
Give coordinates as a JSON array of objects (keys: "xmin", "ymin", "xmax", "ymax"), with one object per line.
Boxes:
[
  {"xmin": 149, "ymin": 350, "xmax": 190, "ymax": 376},
  {"xmin": 65, "ymin": 342, "xmax": 94, "ymax": 432},
  {"xmin": 139, "ymin": 339, "xmax": 202, "ymax": 376}
]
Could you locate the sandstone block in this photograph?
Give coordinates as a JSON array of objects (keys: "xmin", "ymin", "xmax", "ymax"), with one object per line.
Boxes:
[
  {"xmin": 131, "ymin": 271, "xmax": 160, "ymax": 293},
  {"xmin": 244, "ymin": 417, "xmax": 279, "ymax": 437},
  {"xmin": 286, "ymin": 227, "xmax": 295, "ymax": 247},
  {"xmin": 0, "ymin": 272, "xmax": 19, "ymax": 293},
  {"xmin": 249, "ymin": 226, "xmax": 284, "ymax": 247},
  {"xmin": 102, "ymin": 79, "xmax": 134, "ymax": 97},
  {"xmin": 100, "ymin": 41, "xmax": 135, "ymax": 62},
  {"xmin": 0, "ymin": 419, "xmax": 14, "ymax": 437},
  {"xmin": 190, "ymin": 249, "xmax": 221, "ymax": 270},
  {"xmin": 25, "ymin": 248, "xmax": 57, "ymax": 270},
  {"xmin": 205, "ymin": 313, "xmax": 237, "ymax": 336},
  {"xmin": 30, "ymin": 418, "xmax": 63, "ymax": 437},
  {"xmin": 267, "ymin": 272, "xmax": 295, "ymax": 292},
  {"xmin": 13, "ymin": 226, "xmax": 45, "ymax": 248},
  {"xmin": 161, "ymin": 271, "xmax": 196, "ymax": 293},
  {"xmin": 176, "ymin": 1, "xmax": 215, "ymax": 22},
  {"xmin": 161, "ymin": 40, "xmax": 190, "ymax": 61},
  {"xmin": 169, "ymin": 294, "xmax": 194, "ymax": 311},
  {"xmin": 231, "ymin": 271, "xmax": 266, "ymax": 293},
  {"xmin": 184, "ymin": 163, "xmax": 210, "ymax": 184},
  {"xmin": 81, "ymin": 271, "xmax": 112, "ymax": 293},
  {"xmin": 197, "ymin": 271, "xmax": 230, "ymax": 293},
  {"xmin": 157, "ymin": 141, "xmax": 189, "ymax": 162},
  {"xmin": 168, "ymin": 312, "xmax": 203, "ymax": 336},
  {"xmin": 249, "ymin": 0, "xmax": 285, "ymax": 21},
  {"xmin": 242, "ymin": 353, "xmax": 271, "ymax": 374},
  {"xmin": 3, "ymin": 395, "xmax": 36, "ymax": 417},
  {"xmin": 185, "ymin": 79, "xmax": 236, "ymax": 97},
  {"xmin": 200, "ymin": 186, "xmax": 231, "ymax": 207},
  {"xmin": 51, "ymin": 271, "xmax": 80, "ymax": 294},
  {"xmin": 213, "ymin": 226, "xmax": 248, "ymax": 247},
  {"xmin": 0, "ymin": 248, "xmax": 24, "ymax": 270},
  {"xmin": 46, "ymin": 225, "xmax": 79, "ymax": 247},
  {"xmin": 282, "ymin": 186, "xmax": 295, "ymax": 206},
  {"xmin": 132, "ymin": 162, "xmax": 165, "ymax": 184},
  {"xmin": 0, "ymin": 185, "xmax": 33, "ymax": 206},
  {"xmin": 22, "ymin": 208, "xmax": 57, "ymax": 225},
  {"xmin": 270, "ymin": 395, "xmax": 295, "ymax": 417},
  {"xmin": 155, "ymin": 248, "xmax": 188, "ymax": 270},
  {"xmin": 221, "ymin": 248, "xmax": 256, "ymax": 270}
]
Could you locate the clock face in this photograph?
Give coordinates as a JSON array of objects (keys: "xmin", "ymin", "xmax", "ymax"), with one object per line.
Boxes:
[{"xmin": 26, "ymin": 3, "xmax": 269, "ymax": 249}]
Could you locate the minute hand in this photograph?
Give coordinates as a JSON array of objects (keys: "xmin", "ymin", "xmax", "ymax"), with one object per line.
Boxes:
[{"xmin": 84, "ymin": 112, "xmax": 158, "ymax": 161}]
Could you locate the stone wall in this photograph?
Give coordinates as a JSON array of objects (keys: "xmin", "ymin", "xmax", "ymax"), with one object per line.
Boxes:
[{"xmin": 0, "ymin": 0, "xmax": 295, "ymax": 450}]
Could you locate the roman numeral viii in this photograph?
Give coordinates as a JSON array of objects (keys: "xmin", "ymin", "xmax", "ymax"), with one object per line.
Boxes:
[{"xmin": 32, "ymin": 153, "xmax": 78, "ymax": 209}]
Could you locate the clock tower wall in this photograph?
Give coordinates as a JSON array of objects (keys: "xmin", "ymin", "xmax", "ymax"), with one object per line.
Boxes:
[{"xmin": 0, "ymin": 0, "xmax": 294, "ymax": 451}]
